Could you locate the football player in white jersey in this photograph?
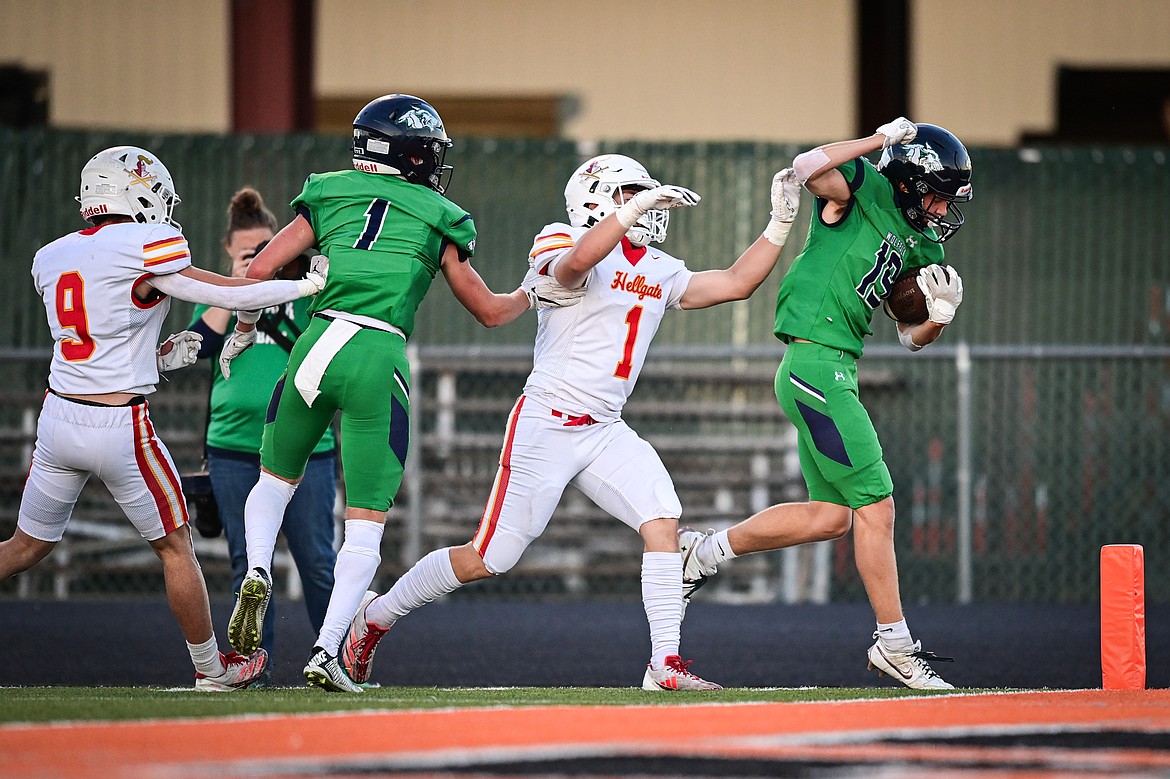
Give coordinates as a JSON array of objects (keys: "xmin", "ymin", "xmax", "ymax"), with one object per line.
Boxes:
[
  {"xmin": 0, "ymin": 146, "xmax": 327, "ymax": 691},
  {"xmin": 338, "ymin": 155, "xmax": 802, "ymax": 691}
]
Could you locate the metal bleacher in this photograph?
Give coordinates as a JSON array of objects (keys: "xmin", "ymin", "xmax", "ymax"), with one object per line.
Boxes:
[{"xmin": 0, "ymin": 346, "xmax": 844, "ymax": 604}]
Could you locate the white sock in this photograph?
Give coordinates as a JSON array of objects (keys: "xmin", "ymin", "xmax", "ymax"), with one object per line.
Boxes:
[
  {"xmin": 188, "ymin": 635, "xmax": 223, "ymax": 676},
  {"xmin": 244, "ymin": 472, "xmax": 298, "ymax": 572},
  {"xmin": 366, "ymin": 547, "xmax": 463, "ymax": 628},
  {"xmin": 710, "ymin": 529, "xmax": 737, "ymax": 566},
  {"xmin": 876, "ymin": 619, "xmax": 914, "ymax": 652},
  {"xmin": 642, "ymin": 551, "xmax": 682, "ymax": 669},
  {"xmin": 315, "ymin": 520, "xmax": 384, "ymax": 654}
]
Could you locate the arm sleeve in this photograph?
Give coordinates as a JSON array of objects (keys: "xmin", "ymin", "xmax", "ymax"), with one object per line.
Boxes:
[
  {"xmin": 441, "ymin": 210, "xmax": 477, "ymax": 259},
  {"xmin": 148, "ymin": 272, "xmax": 310, "ymax": 309}
]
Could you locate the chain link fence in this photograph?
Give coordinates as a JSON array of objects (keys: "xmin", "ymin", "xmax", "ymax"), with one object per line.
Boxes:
[{"xmin": 1, "ymin": 130, "xmax": 1168, "ymax": 605}]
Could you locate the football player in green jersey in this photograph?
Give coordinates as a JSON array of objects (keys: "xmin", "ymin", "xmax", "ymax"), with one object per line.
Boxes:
[
  {"xmin": 679, "ymin": 118, "xmax": 971, "ymax": 690},
  {"xmin": 219, "ymin": 95, "xmax": 582, "ymax": 691}
]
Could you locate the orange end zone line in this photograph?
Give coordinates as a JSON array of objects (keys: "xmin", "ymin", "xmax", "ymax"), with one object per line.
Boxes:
[{"xmin": 3, "ymin": 690, "xmax": 1169, "ymax": 779}]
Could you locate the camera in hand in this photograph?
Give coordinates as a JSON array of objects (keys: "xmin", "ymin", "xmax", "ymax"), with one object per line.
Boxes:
[{"xmin": 181, "ymin": 468, "xmax": 222, "ymax": 538}]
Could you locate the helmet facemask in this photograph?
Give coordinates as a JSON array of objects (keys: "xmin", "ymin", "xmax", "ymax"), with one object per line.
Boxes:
[
  {"xmin": 564, "ymin": 154, "xmax": 668, "ymax": 246},
  {"xmin": 901, "ymin": 183, "xmax": 969, "ymax": 243}
]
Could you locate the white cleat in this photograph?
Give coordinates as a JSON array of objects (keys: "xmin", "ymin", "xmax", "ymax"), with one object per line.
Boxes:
[
  {"xmin": 642, "ymin": 655, "xmax": 723, "ymax": 691},
  {"xmin": 340, "ymin": 590, "xmax": 389, "ymax": 685},
  {"xmin": 304, "ymin": 645, "xmax": 364, "ymax": 693},
  {"xmin": 195, "ymin": 649, "xmax": 269, "ymax": 692},
  {"xmin": 866, "ymin": 636, "xmax": 955, "ymax": 690}
]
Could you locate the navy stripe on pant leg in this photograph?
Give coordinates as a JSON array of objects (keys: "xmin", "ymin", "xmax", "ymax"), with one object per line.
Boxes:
[
  {"xmin": 794, "ymin": 398, "xmax": 852, "ymax": 467},
  {"xmin": 389, "ymin": 395, "xmax": 409, "ymax": 466}
]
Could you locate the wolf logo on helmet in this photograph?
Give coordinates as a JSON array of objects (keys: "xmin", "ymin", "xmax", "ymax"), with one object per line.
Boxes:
[
  {"xmin": 902, "ymin": 145, "xmax": 943, "ymax": 176},
  {"xmin": 397, "ymin": 107, "xmax": 444, "ymax": 132}
]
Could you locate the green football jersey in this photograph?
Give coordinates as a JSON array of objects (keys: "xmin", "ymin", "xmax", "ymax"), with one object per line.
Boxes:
[
  {"xmin": 773, "ymin": 157, "xmax": 944, "ymax": 357},
  {"xmin": 293, "ymin": 169, "xmax": 477, "ymax": 337}
]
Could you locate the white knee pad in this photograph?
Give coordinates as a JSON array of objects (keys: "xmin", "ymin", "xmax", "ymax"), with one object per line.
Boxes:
[{"xmin": 479, "ymin": 529, "xmax": 532, "ymax": 575}]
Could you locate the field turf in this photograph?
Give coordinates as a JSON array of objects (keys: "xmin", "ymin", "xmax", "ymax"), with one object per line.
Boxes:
[{"xmin": 0, "ymin": 684, "xmax": 975, "ymax": 724}]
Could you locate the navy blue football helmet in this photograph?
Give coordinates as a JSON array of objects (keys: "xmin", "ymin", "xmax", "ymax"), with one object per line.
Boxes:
[
  {"xmin": 352, "ymin": 94, "xmax": 453, "ymax": 193},
  {"xmin": 877, "ymin": 123, "xmax": 973, "ymax": 242}
]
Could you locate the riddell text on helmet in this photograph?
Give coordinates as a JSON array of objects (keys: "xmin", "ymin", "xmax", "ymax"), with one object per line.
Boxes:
[{"xmin": 82, "ymin": 204, "xmax": 108, "ymax": 219}]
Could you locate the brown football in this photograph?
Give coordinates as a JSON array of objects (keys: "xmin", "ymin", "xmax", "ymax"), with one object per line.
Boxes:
[{"xmin": 884, "ymin": 268, "xmax": 929, "ymax": 325}]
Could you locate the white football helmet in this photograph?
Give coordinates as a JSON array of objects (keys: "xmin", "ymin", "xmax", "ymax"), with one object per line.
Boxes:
[
  {"xmin": 77, "ymin": 146, "xmax": 182, "ymax": 229},
  {"xmin": 564, "ymin": 154, "xmax": 667, "ymax": 246}
]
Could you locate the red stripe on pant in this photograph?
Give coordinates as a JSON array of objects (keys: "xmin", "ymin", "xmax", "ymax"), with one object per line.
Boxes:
[
  {"xmin": 132, "ymin": 403, "xmax": 188, "ymax": 533},
  {"xmin": 473, "ymin": 396, "xmax": 526, "ymax": 556},
  {"xmin": 551, "ymin": 409, "xmax": 597, "ymax": 426}
]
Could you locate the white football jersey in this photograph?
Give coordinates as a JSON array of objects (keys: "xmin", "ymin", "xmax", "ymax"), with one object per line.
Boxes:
[
  {"xmin": 32, "ymin": 222, "xmax": 192, "ymax": 395},
  {"xmin": 524, "ymin": 223, "xmax": 693, "ymax": 420}
]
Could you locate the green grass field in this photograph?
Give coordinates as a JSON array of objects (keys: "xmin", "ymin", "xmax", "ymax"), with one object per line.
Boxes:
[{"xmin": 0, "ymin": 685, "xmax": 994, "ymax": 724}]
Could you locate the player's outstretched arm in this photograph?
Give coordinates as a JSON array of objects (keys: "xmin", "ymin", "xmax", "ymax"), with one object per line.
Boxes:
[
  {"xmin": 441, "ymin": 243, "xmax": 532, "ymax": 328},
  {"xmin": 146, "ymin": 265, "xmax": 325, "ymax": 310},
  {"xmin": 678, "ymin": 169, "xmax": 800, "ymax": 310},
  {"xmin": 794, "ymin": 117, "xmax": 914, "ymax": 204}
]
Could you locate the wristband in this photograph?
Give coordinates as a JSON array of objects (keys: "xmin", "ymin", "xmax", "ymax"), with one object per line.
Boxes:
[
  {"xmin": 616, "ymin": 199, "xmax": 646, "ymax": 229},
  {"xmin": 296, "ymin": 277, "xmax": 321, "ymax": 296},
  {"xmin": 898, "ymin": 324, "xmax": 924, "ymax": 351},
  {"xmin": 762, "ymin": 218, "xmax": 793, "ymax": 247}
]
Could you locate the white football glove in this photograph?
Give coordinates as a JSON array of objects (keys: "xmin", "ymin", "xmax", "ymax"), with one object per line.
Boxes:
[
  {"xmin": 523, "ymin": 271, "xmax": 586, "ymax": 310},
  {"xmin": 763, "ymin": 167, "xmax": 801, "ymax": 246},
  {"xmin": 298, "ymin": 268, "xmax": 327, "ymax": 296},
  {"xmin": 616, "ymin": 185, "xmax": 701, "ymax": 228},
  {"xmin": 156, "ymin": 330, "xmax": 202, "ymax": 372},
  {"xmin": 916, "ymin": 264, "xmax": 963, "ymax": 325},
  {"xmin": 876, "ymin": 116, "xmax": 917, "ymax": 149},
  {"xmin": 309, "ymin": 253, "xmax": 328, "ymax": 280},
  {"xmin": 218, "ymin": 327, "xmax": 256, "ymax": 379}
]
